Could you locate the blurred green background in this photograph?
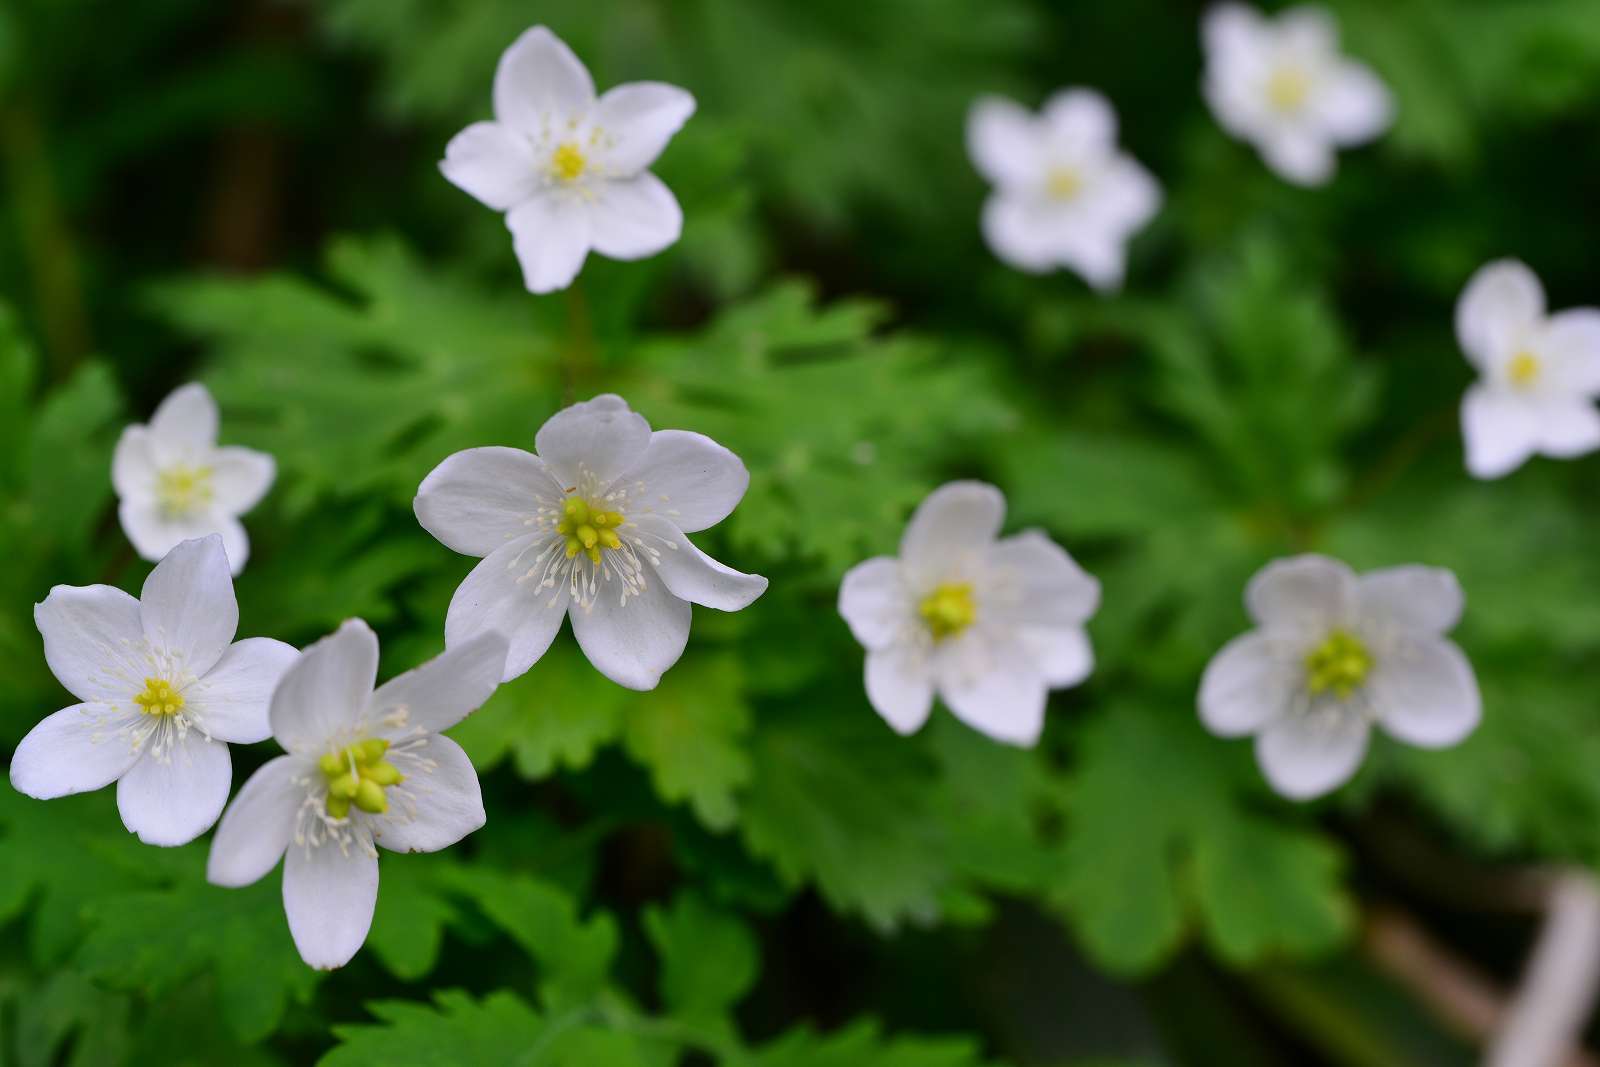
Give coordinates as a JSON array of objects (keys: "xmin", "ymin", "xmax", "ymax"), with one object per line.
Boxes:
[{"xmin": 5, "ymin": 0, "xmax": 1600, "ymax": 1064}]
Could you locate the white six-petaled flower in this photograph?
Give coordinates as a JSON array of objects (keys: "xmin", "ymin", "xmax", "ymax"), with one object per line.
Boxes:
[
  {"xmin": 112, "ymin": 382, "xmax": 275, "ymax": 576},
  {"xmin": 967, "ymin": 89, "xmax": 1161, "ymax": 292},
  {"xmin": 1455, "ymin": 259, "xmax": 1600, "ymax": 479},
  {"xmin": 1199, "ymin": 555, "xmax": 1481, "ymax": 800},
  {"xmin": 414, "ymin": 394, "xmax": 768, "ymax": 691},
  {"xmin": 837, "ymin": 482, "xmax": 1101, "ymax": 747},
  {"xmin": 440, "ymin": 25, "xmax": 695, "ymax": 294},
  {"xmin": 1201, "ymin": 3, "xmax": 1393, "ymax": 186},
  {"xmin": 11, "ymin": 535, "xmax": 297, "ymax": 846},
  {"xmin": 206, "ymin": 620, "xmax": 506, "ymax": 970}
]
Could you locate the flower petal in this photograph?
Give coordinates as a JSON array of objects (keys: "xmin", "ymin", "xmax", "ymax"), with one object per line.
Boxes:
[
  {"xmin": 415, "ymin": 446, "xmax": 561, "ymax": 557},
  {"xmin": 1532, "ymin": 397, "xmax": 1600, "ymax": 459},
  {"xmin": 208, "ymin": 446, "xmax": 275, "ymax": 515},
  {"xmin": 1058, "ymin": 228, "xmax": 1129, "ymax": 293},
  {"xmin": 1258, "ymin": 127, "xmax": 1336, "ymax": 186},
  {"xmin": 9, "ymin": 704, "xmax": 144, "ymax": 799},
  {"xmin": 1313, "ymin": 61, "xmax": 1393, "ymax": 145},
  {"xmin": 283, "ymin": 836, "xmax": 379, "ymax": 970},
  {"xmin": 1356, "ymin": 566, "xmax": 1463, "ymax": 636},
  {"xmin": 146, "ymin": 383, "xmax": 218, "ymax": 458},
  {"xmin": 1255, "ymin": 705, "xmax": 1369, "ymax": 800},
  {"xmin": 440, "ymin": 121, "xmax": 540, "ymax": 212},
  {"xmin": 269, "ymin": 620, "xmax": 379, "ymax": 755},
  {"xmin": 1461, "ymin": 383, "xmax": 1539, "ymax": 479},
  {"xmin": 1203, "ymin": 2, "xmax": 1266, "ymax": 65},
  {"xmin": 367, "ymin": 632, "xmax": 508, "ymax": 737},
  {"xmin": 115, "ymin": 731, "xmax": 232, "ymax": 846},
  {"xmin": 493, "ymin": 25, "xmax": 595, "ymax": 136},
  {"xmin": 1537, "ymin": 309, "xmax": 1600, "ymax": 394},
  {"xmin": 207, "ymin": 755, "xmax": 302, "ymax": 887},
  {"xmin": 372, "ymin": 735, "xmax": 485, "ymax": 854},
  {"xmin": 112, "ymin": 425, "xmax": 157, "ymax": 499},
  {"xmin": 967, "ymin": 95, "xmax": 1041, "ymax": 188},
  {"xmin": 1041, "ymin": 88, "xmax": 1117, "ymax": 156},
  {"xmin": 534, "ymin": 393, "xmax": 652, "ymax": 489},
  {"xmin": 1017, "ymin": 624, "xmax": 1095, "ymax": 688},
  {"xmin": 568, "ymin": 566, "xmax": 691, "ymax": 691},
  {"xmin": 34, "ymin": 583, "xmax": 147, "ymax": 704},
  {"xmin": 588, "ymin": 173, "xmax": 683, "ymax": 261},
  {"xmin": 838, "ymin": 557, "xmax": 912, "ymax": 651},
  {"xmin": 184, "ymin": 637, "xmax": 299, "ymax": 744},
  {"xmin": 988, "ymin": 530, "xmax": 1101, "ymax": 628},
  {"xmin": 506, "ymin": 192, "xmax": 592, "ymax": 294},
  {"xmin": 900, "ymin": 481, "xmax": 1006, "ymax": 582},
  {"xmin": 865, "ymin": 645, "xmax": 935, "ymax": 735},
  {"xmin": 1371, "ymin": 636, "xmax": 1481, "ymax": 749},
  {"xmin": 139, "ymin": 534, "xmax": 238, "ymax": 679},
  {"xmin": 1456, "ymin": 259, "xmax": 1545, "ymax": 370},
  {"xmin": 592, "ymin": 82, "xmax": 695, "ymax": 175},
  {"xmin": 980, "ymin": 193, "xmax": 1057, "ymax": 273},
  {"xmin": 631, "ymin": 514, "xmax": 767, "ymax": 611},
  {"xmin": 444, "ymin": 535, "xmax": 572, "ymax": 682},
  {"xmin": 935, "ymin": 634, "xmax": 1049, "ymax": 747},
  {"xmin": 1198, "ymin": 631, "xmax": 1295, "ymax": 737},
  {"xmin": 620, "ymin": 429, "xmax": 749, "ymax": 533},
  {"xmin": 1090, "ymin": 156, "xmax": 1163, "ymax": 233},
  {"xmin": 1245, "ymin": 554, "xmax": 1357, "ymax": 633}
]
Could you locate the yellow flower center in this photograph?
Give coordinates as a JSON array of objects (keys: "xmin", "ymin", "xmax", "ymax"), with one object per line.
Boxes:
[
  {"xmin": 919, "ymin": 583, "xmax": 976, "ymax": 641},
  {"xmin": 1508, "ymin": 350, "xmax": 1541, "ymax": 387},
  {"xmin": 1266, "ymin": 66, "xmax": 1310, "ymax": 112},
  {"xmin": 319, "ymin": 737, "xmax": 404, "ymax": 819},
  {"xmin": 133, "ymin": 677, "xmax": 184, "ymax": 717},
  {"xmin": 556, "ymin": 496, "xmax": 626, "ymax": 565},
  {"xmin": 551, "ymin": 142, "xmax": 587, "ymax": 183},
  {"xmin": 1305, "ymin": 630, "xmax": 1372, "ymax": 700},
  {"xmin": 156, "ymin": 464, "xmax": 214, "ymax": 517},
  {"xmin": 1046, "ymin": 167, "xmax": 1083, "ymax": 201}
]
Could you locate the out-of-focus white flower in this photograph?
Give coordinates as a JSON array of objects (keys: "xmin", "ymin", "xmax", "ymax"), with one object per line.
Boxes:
[
  {"xmin": 207, "ymin": 620, "xmax": 505, "ymax": 970},
  {"xmin": 966, "ymin": 89, "xmax": 1161, "ymax": 291},
  {"xmin": 1455, "ymin": 259, "xmax": 1600, "ymax": 479},
  {"xmin": 1199, "ymin": 555, "xmax": 1480, "ymax": 800},
  {"xmin": 1201, "ymin": 3, "xmax": 1392, "ymax": 186},
  {"xmin": 112, "ymin": 383, "xmax": 275, "ymax": 576},
  {"xmin": 440, "ymin": 25, "xmax": 695, "ymax": 294},
  {"xmin": 414, "ymin": 394, "xmax": 767, "ymax": 691},
  {"xmin": 11, "ymin": 535, "xmax": 297, "ymax": 845},
  {"xmin": 837, "ymin": 482, "xmax": 1100, "ymax": 747}
]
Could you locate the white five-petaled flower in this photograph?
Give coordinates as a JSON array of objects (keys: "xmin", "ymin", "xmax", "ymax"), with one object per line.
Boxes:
[
  {"xmin": 206, "ymin": 620, "xmax": 506, "ymax": 970},
  {"xmin": 1201, "ymin": 3, "xmax": 1393, "ymax": 186},
  {"xmin": 440, "ymin": 25, "xmax": 695, "ymax": 294},
  {"xmin": 112, "ymin": 382, "xmax": 275, "ymax": 576},
  {"xmin": 1199, "ymin": 555, "xmax": 1481, "ymax": 800},
  {"xmin": 1455, "ymin": 259, "xmax": 1600, "ymax": 479},
  {"xmin": 837, "ymin": 482, "xmax": 1101, "ymax": 747},
  {"xmin": 966, "ymin": 89, "xmax": 1161, "ymax": 292},
  {"xmin": 11, "ymin": 535, "xmax": 297, "ymax": 846},
  {"xmin": 413, "ymin": 394, "xmax": 768, "ymax": 691}
]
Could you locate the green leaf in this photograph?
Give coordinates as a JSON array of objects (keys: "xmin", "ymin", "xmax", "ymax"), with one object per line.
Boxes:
[
  {"xmin": 621, "ymin": 654, "xmax": 752, "ymax": 832},
  {"xmin": 733, "ymin": 1019, "xmax": 1000, "ymax": 1067},
  {"xmin": 643, "ymin": 892, "xmax": 759, "ymax": 1026},
  {"xmin": 321, "ymin": 990, "xmax": 546, "ymax": 1067}
]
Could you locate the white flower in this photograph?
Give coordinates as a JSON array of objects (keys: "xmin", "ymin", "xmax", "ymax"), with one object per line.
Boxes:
[
  {"xmin": 440, "ymin": 25, "xmax": 695, "ymax": 294},
  {"xmin": 966, "ymin": 89, "xmax": 1161, "ymax": 291},
  {"xmin": 112, "ymin": 382, "xmax": 275, "ymax": 576},
  {"xmin": 1455, "ymin": 259, "xmax": 1600, "ymax": 479},
  {"xmin": 837, "ymin": 482, "xmax": 1101, "ymax": 747},
  {"xmin": 1199, "ymin": 555, "xmax": 1481, "ymax": 800},
  {"xmin": 10, "ymin": 535, "xmax": 297, "ymax": 846},
  {"xmin": 1201, "ymin": 3, "xmax": 1393, "ymax": 186},
  {"xmin": 413, "ymin": 394, "xmax": 767, "ymax": 691},
  {"xmin": 206, "ymin": 620, "xmax": 506, "ymax": 970}
]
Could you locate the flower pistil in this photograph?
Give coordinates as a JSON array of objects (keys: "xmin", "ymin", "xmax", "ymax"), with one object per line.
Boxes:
[
  {"xmin": 1304, "ymin": 629, "xmax": 1372, "ymax": 699},
  {"xmin": 319, "ymin": 738, "xmax": 404, "ymax": 819},
  {"xmin": 919, "ymin": 583, "xmax": 976, "ymax": 641}
]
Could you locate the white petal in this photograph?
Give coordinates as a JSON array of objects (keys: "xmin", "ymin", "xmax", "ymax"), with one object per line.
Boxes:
[
  {"xmin": 838, "ymin": 557, "xmax": 913, "ymax": 651},
  {"xmin": 1245, "ymin": 554, "xmax": 1357, "ymax": 633},
  {"xmin": 900, "ymin": 481, "xmax": 1006, "ymax": 580},
  {"xmin": 935, "ymin": 634, "xmax": 1050, "ymax": 747},
  {"xmin": 492, "ymin": 25, "xmax": 595, "ymax": 136},
  {"xmin": 1537, "ymin": 309, "xmax": 1600, "ymax": 395},
  {"xmin": 283, "ymin": 836, "xmax": 379, "ymax": 970},
  {"xmin": 1090, "ymin": 156, "xmax": 1163, "ymax": 233},
  {"xmin": 1203, "ymin": 3, "xmax": 1267, "ymax": 65},
  {"xmin": 1276, "ymin": 5, "xmax": 1340, "ymax": 57},
  {"xmin": 1313, "ymin": 62, "xmax": 1393, "ymax": 145},
  {"xmin": 112, "ymin": 426, "xmax": 157, "ymax": 499},
  {"xmin": 967, "ymin": 95, "xmax": 1042, "ymax": 188},
  {"xmin": 864, "ymin": 645, "xmax": 935, "ymax": 735},
  {"xmin": 34, "ymin": 583, "xmax": 147, "ymax": 704},
  {"xmin": 588, "ymin": 173, "xmax": 682, "ymax": 261},
  {"xmin": 1356, "ymin": 566, "xmax": 1463, "ymax": 636},
  {"xmin": 1461, "ymin": 384, "xmax": 1539, "ymax": 479},
  {"xmin": 569, "ymin": 566, "xmax": 691, "ymax": 691},
  {"xmin": 444, "ymin": 535, "xmax": 571, "ymax": 682},
  {"xmin": 184, "ymin": 637, "xmax": 299, "ymax": 744},
  {"xmin": 439, "ymin": 121, "xmax": 540, "ymax": 212},
  {"xmin": 1058, "ymin": 228, "xmax": 1129, "ymax": 293},
  {"xmin": 1198, "ymin": 631, "xmax": 1295, "ymax": 737},
  {"xmin": 1255, "ymin": 706, "xmax": 1369, "ymax": 800},
  {"xmin": 506, "ymin": 193, "xmax": 592, "ymax": 294},
  {"xmin": 147, "ymin": 383, "xmax": 218, "ymax": 457},
  {"xmin": 980, "ymin": 193, "xmax": 1057, "ymax": 273},
  {"xmin": 1456, "ymin": 259, "xmax": 1545, "ymax": 370},
  {"xmin": 214, "ymin": 514, "xmax": 251, "ymax": 575},
  {"xmin": 988, "ymin": 530, "xmax": 1101, "ymax": 629},
  {"xmin": 208, "ymin": 447, "xmax": 275, "ymax": 515},
  {"xmin": 414, "ymin": 446, "xmax": 561, "ymax": 557},
  {"xmin": 269, "ymin": 620, "xmax": 379, "ymax": 755},
  {"xmin": 1041, "ymin": 88, "xmax": 1117, "ymax": 156},
  {"xmin": 367, "ymin": 632, "xmax": 508, "ymax": 737},
  {"xmin": 1016, "ymin": 624, "xmax": 1094, "ymax": 688},
  {"xmin": 372, "ymin": 736, "xmax": 485, "ymax": 854},
  {"xmin": 592, "ymin": 82, "xmax": 695, "ymax": 175},
  {"xmin": 1532, "ymin": 397, "xmax": 1600, "ymax": 459},
  {"xmin": 1258, "ymin": 127, "xmax": 1336, "ymax": 186},
  {"xmin": 139, "ymin": 534, "xmax": 238, "ymax": 679},
  {"xmin": 207, "ymin": 755, "xmax": 302, "ymax": 887},
  {"xmin": 631, "ymin": 514, "xmax": 767, "ymax": 611},
  {"xmin": 534, "ymin": 393, "xmax": 652, "ymax": 489},
  {"xmin": 619, "ymin": 429, "xmax": 749, "ymax": 533},
  {"xmin": 119, "ymin": 500, "xmax": 252, "ymax": 575},
  {"xmin": 1371, "ymin": 637, "xmax": 1481, "ymax": 749},
  {"xmin": 9, "ymin": 704, "xmax": 144, "ymax": 799},
  {"xmin": 115, "ymin": 731, "xmax": 231, "ymax": 846}
]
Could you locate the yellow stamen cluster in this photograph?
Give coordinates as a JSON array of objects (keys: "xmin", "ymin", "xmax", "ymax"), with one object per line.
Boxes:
[
  {"xmin": 551, "ymin": 142, "xmax": 587, "ymax": 182},
  {"xmin": 919, "ymin": 583, "xmax": 976, "ymax": 641},
  {"xmin": 1305, "ymin": 630, "xmax": 1372, "ymax": 700},
  {"xmin": 556, "ymin": 497, "xmax": 625, "ymax": 565},
  {"xmin": 156, "ymin": 464, "xmax": 214, "ymax": 517},
  {"xmin": 134, "ymin": 677, "xmax": 184, "ymax": 717},
  {"xmin": 1509, "ymin": 351, "xmax": 1541, "ymax": 387},
  {"xmin": 319, "ymin": 738, "xmax": 403, "ymax": 819},
  {"xmin": 1046, "ymin": 167, "xmax": 1083, "ymax": 201},
  {"xmin": 1266, "ymin": 66, "xmax": 1310, "ymax": 112}
]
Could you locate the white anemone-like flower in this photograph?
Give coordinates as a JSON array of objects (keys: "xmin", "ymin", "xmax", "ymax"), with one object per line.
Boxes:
[
  {"xmin": 11, "ymin": 535, "xmax": 297, "ymax": 845},
  {"xmin": 440, "ymin": 25, "xmax": 694, "ymax": 294},
  {"xmin": 414, "ymin": 394, "xmax": 768, "ymax": 691},
  {"xmin": 966, "ymin": 89, "xmax": 1161, "ymax": 291},
  {"xmin": 1201, "ymin": 3, "xmax": 1393, "ymax": 186},
  {"xmin": 837, "ymin": 482, "xmax": 1101, "ymax": 747},
  {"xmin": 206, "ymin": 620, "xmax": 506, "ymax": 970},
  {"xmin": 1199, "ymin": 555, "xmax": 1480, "ymax": 800},
  {"xmin": 112, "ymin": 382, "xmax": 275, "ymax": 576},
  {"xmin": 1455, "ymin": 259, "xmax": 1600, "ymax": 479}
]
